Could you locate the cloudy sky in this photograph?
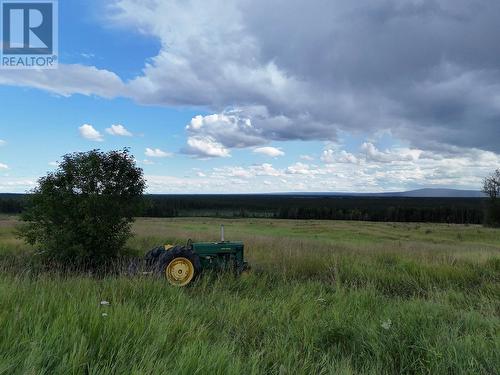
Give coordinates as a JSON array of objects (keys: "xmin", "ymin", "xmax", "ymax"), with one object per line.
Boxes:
[{"xmin": 0, "ymin": 0, "xmax": 499, "ymax": 193}]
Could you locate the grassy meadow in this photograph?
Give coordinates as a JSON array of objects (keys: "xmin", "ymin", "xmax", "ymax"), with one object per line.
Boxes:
[{"xmin": 0, "ymin": 216, "xmax": 499, "ymax": 374}]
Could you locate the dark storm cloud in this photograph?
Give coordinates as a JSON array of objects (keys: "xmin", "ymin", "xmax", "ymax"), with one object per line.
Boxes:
[
  {"xmin": 244, "ymin": 0, "xmax": 500, "ymax": 86},
  {"xmin": 114, "ymin": 0, "xmax": 500, "ymax": 152},
  {"xmin": 238, "ymin": 0, "xmax": 500, "ymax": 151}
]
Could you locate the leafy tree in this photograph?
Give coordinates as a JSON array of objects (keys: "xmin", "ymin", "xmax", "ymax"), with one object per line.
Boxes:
[
  {"xmin": 19, "ymin": 149, "xmax": 146, "ymax": 267},
  {"xmin": 482, "ymin": 169, "xmax": 500, "ymax": 227}
]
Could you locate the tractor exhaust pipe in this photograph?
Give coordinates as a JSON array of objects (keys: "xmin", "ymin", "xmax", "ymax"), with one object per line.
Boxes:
[{"xmin": 221, "ymin": 224, "xmax": 225, "ymax": 242}]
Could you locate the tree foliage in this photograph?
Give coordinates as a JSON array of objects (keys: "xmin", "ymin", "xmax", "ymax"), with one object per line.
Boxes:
[
  {"xmin": 482, "ymin": 169, "xmax": 500, "ymax": 227},
  {"xmin": 482, "ymin": 169, "xmax": 500, "ymax": 201},
  {"xmin": 19, "ymin": 149, "xmax": 146, "ymax": 267}
]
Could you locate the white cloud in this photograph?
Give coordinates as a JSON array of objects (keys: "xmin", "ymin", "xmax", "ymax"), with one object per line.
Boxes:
[
  {"xmin": 300, "ymin": 155, "xmax": 314, "ymax": 161},
  {"xmin": 212, "ymin": 166, "xmax": 252, "ymax": 178},
  {"xmin": 186, "ymin": 112, "xmax": 265, "ymax": 150},
  {"xmin": 145, "ymin": 148, "xmax": 172, "ymax": 158},
  {"xmin": 106, "ymin": 124, "xmax": 132, "ymax": 136},
  {"xmin": 183, "ymin": 136, "xmax": 231, "ymax": 158},
  {"xmin": 361, "ymin": 143, "xmax": 420, "ymax": 163},
  {"xmin": 0, "ymin": 64, "xmax": 126, "ymax": 98},
  {"xmin": 338, "ymin": 151, "xmax": 359, "ymax": 164},
  {"xmin": 321, "ymin": 149, "xmax": 335, "ymax": 164},
  {"xmin": 0, "ymin": 163, "xmax": 8, "ymax": 170},
  {"xmin": 0, "ymin": 177, "xmax": 35, "ymax": 193},
  {"xmin": 253, "ymin": 147, "xmax": 285, "ymax": 157},
  {"xmin": 142, "ymin": 159, "xmax": 155, "ymax": 165},
  {"xmin": 321, "ymin": 149, "xmax": 357, "ymax": 164},
  {"xmin": 286, "ymin": 162, "xmax": 324, "ymax": 176},
  {"xmin": 252, "ymin": 163, "xmax": 283, "ymax": 177},
  {"xmin": 212, "ymin": 163, "xmax": 282, "ymax": 179},
  {"xmin": 48, "ymin": 161, "xmax": 59, "ymax": 167},
  {"xmin": 132, "ymin": 143, "xmax": 500, "ymax": 193},
  {"xmin": 145, "ymin": 175, "xmax": 212, "ymax": 193},
  {"xmin": 79, "ymin": 124, "xmax": 104, "ymax": 142},
  {"xmin": 0, "ymin": 140, "xmax": 6, "ymax": 146}
]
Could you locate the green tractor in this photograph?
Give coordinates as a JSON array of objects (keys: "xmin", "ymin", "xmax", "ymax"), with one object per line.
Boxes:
[{"xmin": 145, "ymin": 225, "xmax": 249, "ymax": 286}]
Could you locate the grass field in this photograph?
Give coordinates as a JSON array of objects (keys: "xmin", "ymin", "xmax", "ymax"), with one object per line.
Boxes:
[{"xmin": 0, "ymin": 216, "xmax": 499, "ymax": 374}]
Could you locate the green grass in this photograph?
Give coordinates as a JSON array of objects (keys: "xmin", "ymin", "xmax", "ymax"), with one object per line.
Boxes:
[{"xmin": 0, "ymin": 216, "xmax": 499, "ymax": 374}]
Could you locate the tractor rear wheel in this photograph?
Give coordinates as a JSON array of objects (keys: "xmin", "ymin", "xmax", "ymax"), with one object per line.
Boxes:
[{"xmin": 158, "ymin": 247, "xmax": 201, "ymax": 286}]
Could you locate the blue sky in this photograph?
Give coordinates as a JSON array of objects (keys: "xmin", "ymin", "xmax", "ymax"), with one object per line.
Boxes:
[{"xmin": 1, "ymin": 0, "xmax": 499, "ymax": 193}]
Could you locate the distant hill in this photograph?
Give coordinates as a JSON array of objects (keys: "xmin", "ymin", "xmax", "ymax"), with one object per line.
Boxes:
[
  {"xmin": 389, "ymin": 188, "xmax": 485, "ymax": 198},
  {"xmin": 279, "ymin": 188, "xmax": 485, "ymax": 198}
]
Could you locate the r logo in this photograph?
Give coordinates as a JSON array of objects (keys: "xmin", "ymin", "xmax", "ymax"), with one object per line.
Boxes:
[{"xmin": 2, "ymin": 1, "xmax": 53, "ymax": 55}]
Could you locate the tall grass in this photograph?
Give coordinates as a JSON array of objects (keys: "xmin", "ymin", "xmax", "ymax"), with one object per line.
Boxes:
[{"xmin": 0, "ymin": 217, "xmax": 498, "ymax": 374}]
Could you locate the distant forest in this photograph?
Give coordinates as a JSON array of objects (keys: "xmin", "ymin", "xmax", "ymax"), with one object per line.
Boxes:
[{"xmin": 0, "ymin": 194, "xmax": 487, "ymax": 224}]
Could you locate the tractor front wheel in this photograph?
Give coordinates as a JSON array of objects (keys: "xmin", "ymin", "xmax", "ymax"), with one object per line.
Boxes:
[{"xmin": 158, "ymin": 247, "xmax": 201, "ymax": 286}]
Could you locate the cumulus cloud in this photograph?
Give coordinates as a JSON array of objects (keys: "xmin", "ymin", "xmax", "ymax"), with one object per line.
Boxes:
[
  {"xmin": 212, "ymin": 163, "xmax": 282, "ymax": 179},
  {"xmin": 182, "ymin": 136, "xmax": 231, "ymax": 158},
  {"xmin": 252, "ymin": 163, "xmax": 283, "ymax": 177},
  {"xmin": 321, "ymin": 149, "xmax": 358, "ymax": 164},
  {"xmin": 0, "ymin": 163, "xmax": 8, "ymax": 170},
  {"xmin": 106, "ymin": 124, "xmax": 132, "ymax": 136},
  {"xmin": 361, "ymin": 143, "xmax": 421, "ymax": 163},
  {"xmin": 182, "ymin": 108, "xmax": 337, "ymax": 157},
  {"xmin": 338, "ymin": 151, "xmax": 359, "ymax": 164},
  {"xmin": 186, "ymin": 113, "xmax": 265, "ymax": 149},
  {"xmin": 309, "ymin": 145, "xmax": 500, "ymax": 190},
  {"xmin": 212, "ymin": 166, "xmax": 252, "ymax": 179},
  {"xmin": 286, "ymin": 162, "xmax": 325, "ymax": 176},
  {"xmin": 79, "ymin": 124, "xmax": 104, "ymax": 142},
  {"xmin": 321, "ymin": 150, "xmax": 335, "ymax": 164},
  {"xmin": 9, "ymin": 144, "xmax": 487, "ymax": 194},
  {"xmin": 253, "ymin": 147, "xmax": 284, "ymax": 157},
  {"xmin": 52, "ymin": 143, "xmax": 490, "ymax": 193},
  {"xmin": 199, "ymin": 145, "xmax": 500, "ymax": 192},
  {"xmin": 145, "ymin": 148, "xmax": 172, "ymax": 158},
  {"xmin": 103, "ymin": 0, "xmax": 500, "ymax": 154}
]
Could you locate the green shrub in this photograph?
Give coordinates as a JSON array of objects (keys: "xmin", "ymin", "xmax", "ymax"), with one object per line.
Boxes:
[{"xmin": 18, "ymin": 149, "xmax": 145, "ymax": 268}]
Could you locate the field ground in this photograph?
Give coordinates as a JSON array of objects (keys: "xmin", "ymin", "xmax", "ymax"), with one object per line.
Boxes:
[{"xmin": 0, "ymin": 216, "xmax": 499, "ymax": 374}]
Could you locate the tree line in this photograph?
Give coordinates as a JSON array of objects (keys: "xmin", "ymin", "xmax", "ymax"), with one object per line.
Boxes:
[
  {"xmin": 141, "ymin": 195, "xmax": 485, "ymax": 224},
  {"xmin": 0, "ymin": 193, "xmax": 487, "ymax": 224}
]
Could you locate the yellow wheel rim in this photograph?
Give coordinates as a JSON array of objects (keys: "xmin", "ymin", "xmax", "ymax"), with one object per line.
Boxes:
[{"xmin": 165, "ymin": 257, "xmax": 195, "ymax": 286}]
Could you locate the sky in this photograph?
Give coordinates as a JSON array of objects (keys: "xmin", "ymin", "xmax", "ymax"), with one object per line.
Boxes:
[{"xmin": 0, "ymin": 0, "xmax": 499, "ymax": 193}]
